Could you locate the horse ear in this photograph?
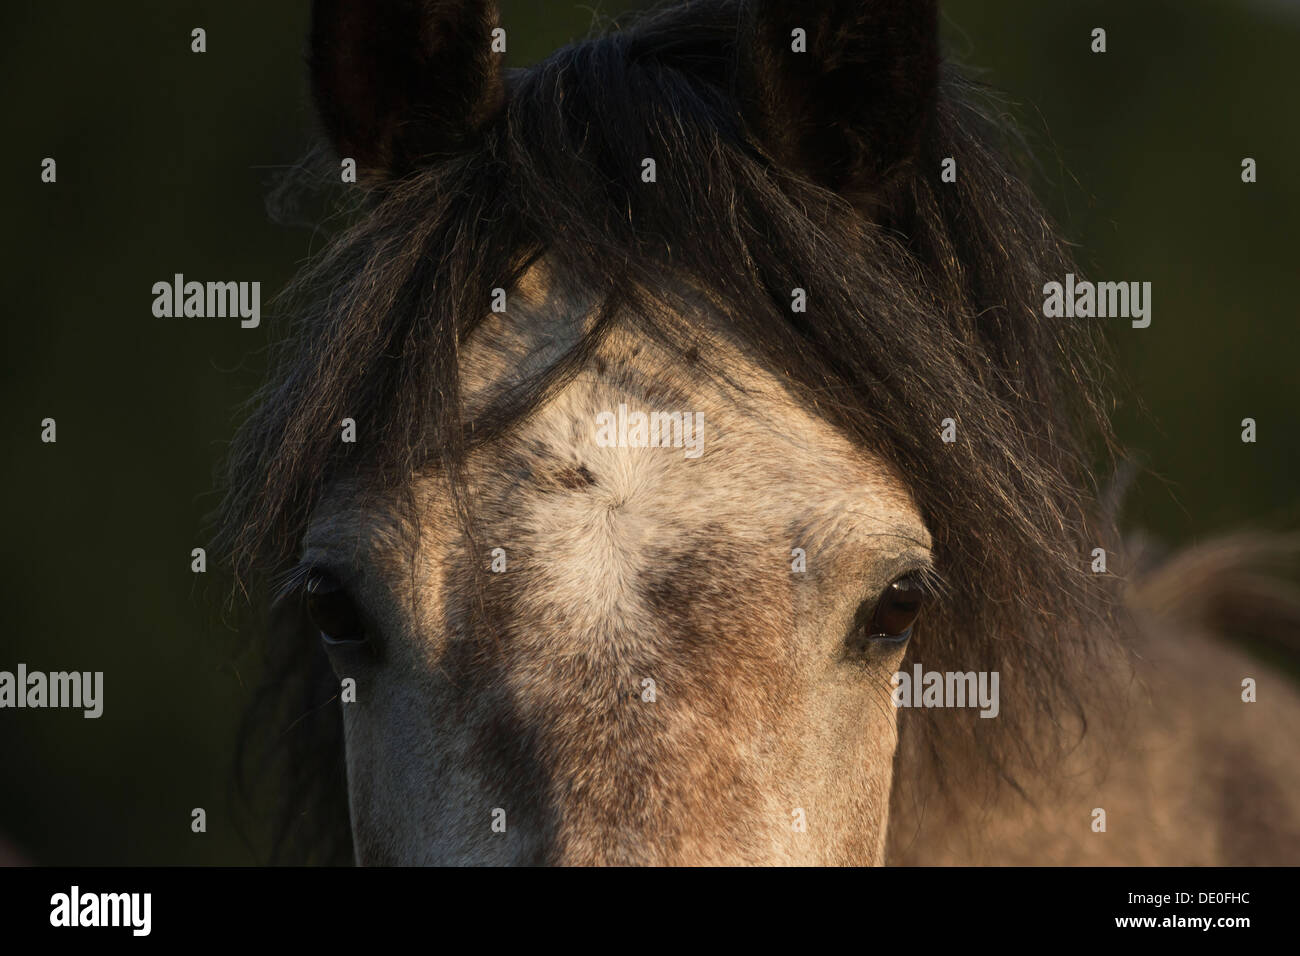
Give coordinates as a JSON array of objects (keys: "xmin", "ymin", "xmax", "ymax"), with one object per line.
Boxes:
[
  {"xmin": 310, "ymin": 0, "xmax": 505, "ymax": 181},
  {"xmin": 737, "ymin": 0, "xmax": 939, "ymax": 196}
]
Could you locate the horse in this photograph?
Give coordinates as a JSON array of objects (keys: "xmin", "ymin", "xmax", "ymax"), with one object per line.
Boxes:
[{"xmin": 215, "ymin": 0, "xmax": 1300, "ymax": 865}]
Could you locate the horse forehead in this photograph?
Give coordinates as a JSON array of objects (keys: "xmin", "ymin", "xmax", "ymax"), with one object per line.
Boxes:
[
  {"xmin": 306, "ymin": 266, "xmax": 930, "ymax": 571},
  {"xmin": 458, "ymin": 266, "xmax": 929, "ymax": 548},
  {"xmin": 469, "ymin": 350, "xmax": 918, "ymax": 520}
]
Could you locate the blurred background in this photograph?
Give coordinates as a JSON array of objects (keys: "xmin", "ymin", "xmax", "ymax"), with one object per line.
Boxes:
[{"xmin": 2, "ymin": 0, "xmax": 1296, "ymax": 864}]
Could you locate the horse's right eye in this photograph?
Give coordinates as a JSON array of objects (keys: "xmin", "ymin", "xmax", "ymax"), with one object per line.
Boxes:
[{"xmin": 305, "ymin": 570, "xmax": 367, "ymax": 645}]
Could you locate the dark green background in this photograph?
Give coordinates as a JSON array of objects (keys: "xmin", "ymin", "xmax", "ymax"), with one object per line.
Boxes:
[{"xmin": 2, "ymin": 0, "xmax": 1296, "ymax": 864}]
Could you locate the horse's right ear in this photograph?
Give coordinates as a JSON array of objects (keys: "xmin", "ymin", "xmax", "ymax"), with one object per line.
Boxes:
[{"xmin": 310, "ymin": 0, "xmax": 504, "ymax": 182}]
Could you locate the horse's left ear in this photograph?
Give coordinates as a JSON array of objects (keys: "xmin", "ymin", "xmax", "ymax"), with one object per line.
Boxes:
[
  {"xmin": 737, "ymin": 0, "xmax": 939, "ymax": 197},
  {"xmin": 310, "ymin": 0, "xmax": 505, "ymax": 182}
]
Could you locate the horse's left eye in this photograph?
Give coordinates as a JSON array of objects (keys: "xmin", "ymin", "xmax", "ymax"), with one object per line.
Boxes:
[
  {"xmin": 304, "ymin": 570, "xmax": 367, "ymax": 645},
  {"xmin": 866, "ymin": 574, "xmax": 930, "ymax": 640}
]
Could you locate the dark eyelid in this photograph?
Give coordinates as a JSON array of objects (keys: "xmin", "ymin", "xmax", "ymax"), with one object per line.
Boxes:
[
  {"xmin": 270, "ymin": 562, "xmax": 315, "ymax": 610},
  {"xmin": 320, "ymin": 630, "xmax": 366, "ymax": 647},
  {"xmin": 897, "ymin": 562, "xmax": 946, "ymax": 602},
  {"xmin": 271, "ymin": 560, "xmax": 360, "ymax": 610},
  {"xmin": 872, "ymin": 629, "xmax": 913, "ymax": 645}
]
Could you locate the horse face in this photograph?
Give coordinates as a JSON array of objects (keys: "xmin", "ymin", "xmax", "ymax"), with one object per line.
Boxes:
[
  {"xmin": 300, "ymin": 266, "xmax": 932, "ymax": 864},
  {"xmin": 292, "ymin": 0, "xmax": 943, "ymax": 865}
]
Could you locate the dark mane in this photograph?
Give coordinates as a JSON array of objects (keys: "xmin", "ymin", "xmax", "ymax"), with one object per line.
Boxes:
[{"xmin": 216, "ymin": 0, "xmax": 1123, "ymax": 863}]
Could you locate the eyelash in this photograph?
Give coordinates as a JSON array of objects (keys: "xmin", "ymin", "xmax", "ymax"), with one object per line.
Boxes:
[{"xmin": 271, "ymin": 562, "xmax": 318, "ymax": 609}]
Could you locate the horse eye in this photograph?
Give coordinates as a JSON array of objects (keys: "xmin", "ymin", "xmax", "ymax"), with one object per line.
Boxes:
[
  {"xmin": 866, "ymin": 574, "xmax": 930, "ymax": 640},
  {"xmin": 304, "ymin": 570, "xmax": 366, "ymax": 645}
]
